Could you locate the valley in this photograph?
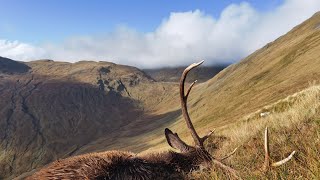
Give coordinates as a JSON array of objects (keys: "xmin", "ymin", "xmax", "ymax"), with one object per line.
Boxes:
[{"xmin": 0, "ymin": 11, "xmax": 320, "ymax": 180}]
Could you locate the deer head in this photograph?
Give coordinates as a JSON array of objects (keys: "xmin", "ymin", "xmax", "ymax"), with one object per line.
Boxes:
[{"xmin": 163, "ymin": 60, "xmax": 241, "ymax": 178}]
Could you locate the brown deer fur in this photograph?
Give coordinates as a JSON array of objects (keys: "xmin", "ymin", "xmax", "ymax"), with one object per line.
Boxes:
[{"xmin": 27, "ymin": 129, "xmax": 212, "ymax": 180}]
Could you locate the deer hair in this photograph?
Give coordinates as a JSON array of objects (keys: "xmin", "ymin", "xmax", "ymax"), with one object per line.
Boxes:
[{"xmin": 26, "ymin": 61, "xmax": 295, "ymax": 180}]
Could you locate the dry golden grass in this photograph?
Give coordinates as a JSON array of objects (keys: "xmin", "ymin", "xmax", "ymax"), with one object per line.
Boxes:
[{"xmin": 190, "ymin": 85, "xmax": 320, "ymax": 179}]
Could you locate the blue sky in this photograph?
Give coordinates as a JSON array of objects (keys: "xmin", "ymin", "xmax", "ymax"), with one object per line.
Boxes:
[
  {"xmin": 0, "ymin": 0, "xmax": 319, "ymax": 68},
  {"xmin": 0, "ymin": 0, "xmax": 283, "ymax": 43}
]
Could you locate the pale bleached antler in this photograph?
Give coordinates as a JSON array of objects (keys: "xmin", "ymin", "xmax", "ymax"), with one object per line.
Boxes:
[{"xmin": 262, "ymin": 127, "xmax": 296, "ymax": 172}]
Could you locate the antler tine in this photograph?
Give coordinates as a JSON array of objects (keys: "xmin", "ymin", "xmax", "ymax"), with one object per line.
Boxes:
[
  {"xmin": 262, "ymin": 127, "xmax": 270, "ymax": 172},
  {"xmin": 271, "ymin": 151, "xmax": 296, "ymax": 167},
  {"xmin": 185, "ymin": 80, "xmax": 197, "ymax": 99},
  {"xmin": 218, "ymin": 146, "xmax": 240, "ymax": 161},
  {"xmin": 180, "ymin": 60, "xmax": 205, "ymax": 147},
  {"xmin": 200, "ymin": 129, "xmax": 215, "ymax": 142},
  {"xmin": 262, "ymin": 127, "xmax": 296, "ymax": 172}
]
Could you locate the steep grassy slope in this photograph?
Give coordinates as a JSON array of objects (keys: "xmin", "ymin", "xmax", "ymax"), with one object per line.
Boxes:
[
  {"xmin": 191, "ymin": 85, "xmax": 320, "ymax": 179},
  {"xmin": 184, "ymin": 11, "xmax": 320, "ymax": 132}
]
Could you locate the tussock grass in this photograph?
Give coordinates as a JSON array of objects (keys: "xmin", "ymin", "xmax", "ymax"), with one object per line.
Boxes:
[{"xmin": 190, "ymin": 85, "xmax": 320, "ymax": 179}]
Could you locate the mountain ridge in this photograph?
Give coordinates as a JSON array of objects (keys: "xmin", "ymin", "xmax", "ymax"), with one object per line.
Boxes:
[
  {"xmin": 0, "ymin": 56, "xmax": 30, "ymax": 74},
  {"xmin": 143, "ymin": 65, "xmax": 227, "ymax": 83}
]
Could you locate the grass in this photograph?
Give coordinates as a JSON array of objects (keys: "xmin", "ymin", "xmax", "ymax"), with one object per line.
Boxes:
[{"xmin": 189, "ymin": 85, "xmax": 320, "ymax": 179}]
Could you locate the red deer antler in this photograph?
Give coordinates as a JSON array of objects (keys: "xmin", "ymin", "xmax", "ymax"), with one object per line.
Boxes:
[
  {"xmin": 179, "ymin": 60, "xmax": 241, "ymax": 179},
  {"xmin": 262, "ymin": 127, "xmax": 296, "ymax": 172},
  {"xmin": 179, "ymin": 60, "xmax": 214, "ymax": 148}
]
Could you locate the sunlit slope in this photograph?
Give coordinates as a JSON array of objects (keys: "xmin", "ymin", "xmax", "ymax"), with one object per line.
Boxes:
[
  {"xmin": 191, "ymin": 85, "xmax": 320, "ymax": 179},
  {"xmin": 186, "ymin": 11, "xmax": 320, "ymax": 129}
]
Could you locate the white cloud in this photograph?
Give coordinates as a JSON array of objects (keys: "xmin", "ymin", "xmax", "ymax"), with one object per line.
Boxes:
[
  {"xmin": 1, "ymin": 0, "xmax": 320, "ymax": 68},
  {"xmin": 0, "ymin": 40, "xmax": 45, "ymax": 60}
]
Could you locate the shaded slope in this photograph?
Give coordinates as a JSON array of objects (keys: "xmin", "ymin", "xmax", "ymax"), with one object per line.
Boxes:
[
  {"xmin": 143, "ymin": 65, "xmax": 227, "ymax": 83},
  {"xmin": 0, "ymin": 60, "xmax": 167, "ymax": 179},
  {"xmin": 0, "ymin": 56, "xmax": 30, "ymax": 74},
  {"xmin": 0, "ymin": 76, "xmax": 142, "ymax": 179}
]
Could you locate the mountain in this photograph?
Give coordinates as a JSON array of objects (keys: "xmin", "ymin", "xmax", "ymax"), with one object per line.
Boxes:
[
  {"xmin": 2, "ymin": 12, "xmax": 320, "ymax": 179},
  {"xmin": 0, "ymin": 59, "xmax": 178, "ymax": 179},
  {"xmin": 143, "ymin": 65, "xmax": 227, "ymax": 83},
  {"xmin": 0, "ymin": 56, "xmax": 30, "ymax": 74}
]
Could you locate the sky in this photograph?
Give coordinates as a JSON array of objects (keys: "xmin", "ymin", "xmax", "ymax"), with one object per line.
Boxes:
[{"xmin": 0, "ymin": 0, "xmax": 320, "ymax": 68}]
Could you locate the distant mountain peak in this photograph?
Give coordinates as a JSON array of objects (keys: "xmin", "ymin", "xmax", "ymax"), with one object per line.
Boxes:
[{"xmin": 0, "ymin": 56, "xmax": 31, "ymax": 74}]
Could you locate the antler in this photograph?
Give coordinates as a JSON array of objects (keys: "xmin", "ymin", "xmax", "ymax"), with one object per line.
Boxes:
[
  {"xmin": 262, "ymin": 127, "xmax": 296, "ymax": 172},
  {"xmin": 180, "ymin": 61, "xmax": 241, "ymax": 179},
  {"xmin": 179, "ymin": 60, "xmax": 213, "ymax": 148}
]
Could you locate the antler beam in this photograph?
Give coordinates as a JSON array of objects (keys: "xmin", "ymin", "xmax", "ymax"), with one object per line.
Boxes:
[{"xmin": 179, "ymin": 60, "xmax": 214, "ymax": 148}]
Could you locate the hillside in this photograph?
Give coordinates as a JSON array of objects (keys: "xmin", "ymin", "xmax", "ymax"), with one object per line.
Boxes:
[
  {"xmin": 2, "ymin": 12, "xmax": 320, "ymax": 179},
  {"xmin": 191, "ymin": 84, "xmax": 320, "ymax": 179},
  {"xmin": 0, "ymin": 56, "xmax": 30, "ymax": 74}
]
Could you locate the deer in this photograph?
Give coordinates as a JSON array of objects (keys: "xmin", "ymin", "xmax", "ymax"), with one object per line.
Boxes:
[{"xmin": 27, "ymin": 60, "xmax": 295, "ymax": 180}]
